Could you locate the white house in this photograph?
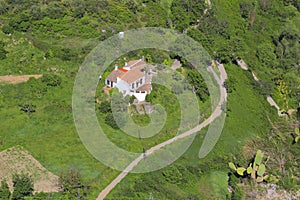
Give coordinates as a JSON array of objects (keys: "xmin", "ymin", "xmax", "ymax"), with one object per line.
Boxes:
[{"xmin": 105, "ymin": 59, "xmax": 152, "ymax": 102}]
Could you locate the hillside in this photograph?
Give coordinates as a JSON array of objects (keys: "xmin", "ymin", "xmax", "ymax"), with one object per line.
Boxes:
[{"xmin": 0, "ymin": 0, "xmax": 299, "ymax": 199}]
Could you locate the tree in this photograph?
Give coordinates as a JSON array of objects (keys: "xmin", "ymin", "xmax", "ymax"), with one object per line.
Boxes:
[
  {"xmin": 274, "ymin": 28, "xmax": 299, "ymax": 69},
  {"xmin": 224, "ymin": 78, "xmax": 236, "ymax": 94},
  {"xmin": 145, "ymin": 54, "xmax": 152, "ymax": 63},
  {"xmin": 29, "ymin": 5, "xmax": 44, "ymax": 20},
  {"xmin": 256, "ymin": 43, "xmax": 278, "ymax": 68},
  {"xmin": 0, "ymin": 180, "xmax": 10, "ymax": 200},
  {"xmin": 105, "ymin": 112, "xmax": 119, "ymax": 129},
  {"xmin": 0, "ymin": 0, "xmax": 8, "ymax": 15},
  {"xmin": 44, "ymin": 2, "xmax": 66, "ymax": 19},
  {"xmin": 240, "ymin": 2, "xmax": 251, "ymax": 19},
  {"xmin": 2, "ymin": 24, "xmax": 14, "ymax": 34},
  {"xmin": 99, "ymin": 101, "xmax": 111, "ymax": 113},
  {"xmin": 12, "ymin": 173, "xmax": 34, "ymax": 200},
  {"xmin": 186, "ymin": 70, "xmax": 209, "ymax": 102},
  {"xmin": 58, "ymin": 168, "xmax": 82, "ymax": 198}
]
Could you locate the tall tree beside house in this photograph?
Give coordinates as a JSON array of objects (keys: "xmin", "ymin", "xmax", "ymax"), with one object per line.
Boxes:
[
  {"xmin": 0, "ymin": 180, "xmax": 10, "ymax": 200},
  {"xmin": 12, "ymin": 173, "xmax": 34, "ymax": 200},
  {"xmin": 186, "ymin": 69, "xmax": 209, "ymax": 102}
]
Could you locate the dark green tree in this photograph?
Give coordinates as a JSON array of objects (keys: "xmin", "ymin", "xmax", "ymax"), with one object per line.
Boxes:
[
  {"xmin": 29, "ymin": 5, "xmax": 44, "ymax": 20},
  {"xmin": 44, "ymin": 2, "xmax": 66, "ymax": 19},
  {"xmin": 99, "ymin": 101, "xmax": 112, "ymax": 113},
  {"xmin": 0, "ymin": 180, "xmax": 10, "ymax": 200},
  {"xmin": 186, "ymin": 70, "xmax": 209, "ymax": 102},
  {"xmin": 105, "ymin": 112, "xmax": 119, "ymax": 129},
  {"xmin": 12, "ymin": 173, "xmax": 34, "ymax": 200},
  {"xmin": 0, "ymin": 0, "xmax": 8, "ymax": 15},
  {"xmin": 2, "ymin": 24, "xmax": 14, "ymax": 34},
  {"xmin": 256, "ymin": 43, "xmax": 278, "ymax": 68}
]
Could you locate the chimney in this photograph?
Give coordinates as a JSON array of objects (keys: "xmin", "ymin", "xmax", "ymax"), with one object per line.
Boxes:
[{"xmin": 115, "ymin": 65, "xmax": 118, "ymax": 71}]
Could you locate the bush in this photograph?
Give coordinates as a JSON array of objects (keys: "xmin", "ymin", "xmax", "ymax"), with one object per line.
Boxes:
[
  {"xmin": 105, "ymin": 112, "xmax": 119, "ymax": 129},
  {"xmin": 12, "ymin": 173, "xmax": 34, "ymax": 200},
  {"xmin": 41, "ymin": 74, "xmax": 62, "ymax": 87},
  {"xmin": 129, "ymin": 95, "xmax": 136, "ymax": 104},
  {"xmin": 19, "ymin": 103, "xmax": 36, "ymax": 114},
  {"xmin": 162, "ymin": 165, "xmax": 183, "ymax": 184},
  {"xmin": 105, "ymin": 112, "xmax": 127, "ymax": 129},
  {"xmin": 0, "ymin": 43, "xmax": 7, "ymax": 60},
  {"xmin": 44, "ymin": 2, "xmax": 66, "ymax": 19},
  {"xmin": 2, "ymin": 24, "xmax": 13, "ymax": 34},
  {"xmin": 0, "ymin": 180, "xmax": 10, "ymax": 200},
  {"xmin": 99, "ymin": 101, "xmax": 111, "ymax": 113}
]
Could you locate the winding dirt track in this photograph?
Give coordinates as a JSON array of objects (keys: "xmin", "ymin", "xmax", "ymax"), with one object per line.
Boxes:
[
  {"xmin": 0, "ymin": 74, "xmax": 43, "ymax": 84},
  {"xmin": 97, "ymin": 64, "xmax": 228, "ymax": 200}
]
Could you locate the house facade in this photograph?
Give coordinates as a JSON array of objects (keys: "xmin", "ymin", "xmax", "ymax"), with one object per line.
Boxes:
[{"xmin": 105, "ymin": 59, "xmax": 152, "ymax": 102}]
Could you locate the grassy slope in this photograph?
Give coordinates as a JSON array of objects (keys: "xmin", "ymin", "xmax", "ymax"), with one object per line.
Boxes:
[
  {"xmin": 0, "ymin": 0, "xmax": 295, "ymax": 199},
  {"xmin": 107, "ymin": 63, "xmax": 274, "ymax": 199},
  {"xmin": 0, "ymin": 34, "xmax": 275, "ymax": 199}
]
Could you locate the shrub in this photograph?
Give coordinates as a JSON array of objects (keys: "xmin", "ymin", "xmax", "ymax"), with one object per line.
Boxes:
[
  {"xmin": 1, "ymin": 24, "xmax": 13, "ymax": 34},
  {"xmin": 12, "ymin": 174, "xmax": 34, "ymax": 200},
  {"xmin": 58, "ymin": 168, "xmax": 82, "ymax": 198},
  {"xmin": 19, "ymin": 103, "xmax": 36, "ymax": 114},
  {"xmin": 41, "ymin": 74, "xmax": 62, "ymax": 87},
  {"xmin": 99, "ymin": 101, "xmax": 112, "ymax": 113},
  {"xmin": 0, "ymin": 180, "xmax": 10, "ymax": 200},
  {"xmin": 105, "ymin": 113, "xmax": 119, "ymax": 129}
]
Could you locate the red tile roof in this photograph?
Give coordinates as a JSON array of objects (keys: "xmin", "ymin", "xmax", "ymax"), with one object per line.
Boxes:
[
  {"xmin": 106, "ymin": 69, "xmax": 126, "ymax": 83},
  {"xmin": 119, "ymin": 67, "xmax": 145, "ymax": 84},
  {"xmin": 118, "ymin": 68, "xmax": 128, "ymax": 73},
  {"xmin": 136, "ymin": 84, "xmax": 151, "ymax": 93},
  {"xmin": 127, "ymin": 60, "xmax": 146, "ymax": 69}
]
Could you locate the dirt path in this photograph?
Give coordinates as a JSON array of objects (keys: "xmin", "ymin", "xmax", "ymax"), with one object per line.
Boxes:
[
  {"xmin": 235, "ymin": 60, "xmax": 285, "ymax": 116},
  {"xmin": 236, "ymin": 59, "xmax": 248, "ymax": 71},
  {"xmin": 97, "ymin": 64, "xmax": 228, "ymax": 199},
  {"xmin": 0, "ymin": 74, "xmax": 43, "ymax": 84}
]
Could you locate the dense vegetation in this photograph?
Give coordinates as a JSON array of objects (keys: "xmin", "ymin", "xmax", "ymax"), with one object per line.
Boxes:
[{"xmin": 0, "ymin": 0, "xmax": 299, "ymax": 199}]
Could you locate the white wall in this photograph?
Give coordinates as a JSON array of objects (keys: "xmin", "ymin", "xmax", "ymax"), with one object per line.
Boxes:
[
  {"xmin": 116, "ymin": 77, "xmax": 131, "ymax": 96},
  {"xmin": 105, "ymin": 79, "xmax": 117, "ymax": 88},
  {"xmin": 133, "ymin": 92, "xmax": 147, "ymax": 102}
]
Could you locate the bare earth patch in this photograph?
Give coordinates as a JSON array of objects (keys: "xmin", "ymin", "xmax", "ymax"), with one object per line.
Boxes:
[
  {"xmin": 0, "ymin": 75, "xmax": 43, "ymax": 84},
  {"xmin": 243, "ymin": 183, "xmax": 300, "ymax": 200},
  {"xmin": 0, "ymin": 146, "xmax": 59, "ymax": 193}
]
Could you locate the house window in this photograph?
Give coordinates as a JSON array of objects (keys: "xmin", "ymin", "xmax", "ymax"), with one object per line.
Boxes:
[
  {"xmin": 136, "ymin": 82, "xmax": 139, "ymax": 88},
  {"xmin": 132, "ymin": 83, "xmax": 134, "ymax": 89},
  {"xmin": 140, "ymin": 79, "xmax": 143, "ymax": 84},
  {"xmin": 107, "ymin": 80, "xmax": 110, "ymax": 86}
]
